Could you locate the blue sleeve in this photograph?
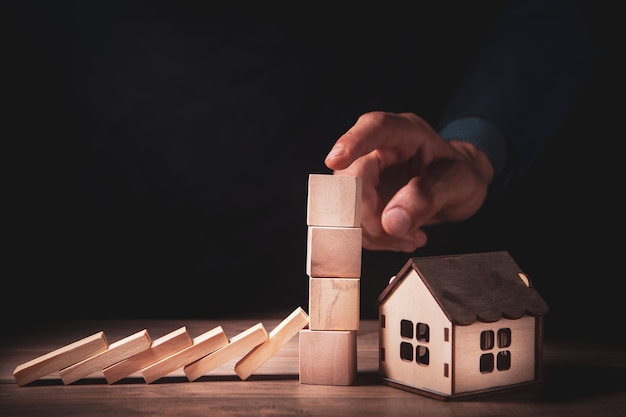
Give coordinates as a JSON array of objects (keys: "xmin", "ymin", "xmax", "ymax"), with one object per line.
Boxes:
[{"xmin": 437, "ymin": 0, "xmax": 598, "ymax": 192}]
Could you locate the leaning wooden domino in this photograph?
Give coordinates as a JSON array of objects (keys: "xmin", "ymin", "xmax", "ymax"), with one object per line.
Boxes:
[
  {"xmin": 141, "ymin": 326, "xmax": 228, "ymax": 384},
  {"xmin": 59, "ymin": 329, "xmax": 152, "ymax": 385},
  {"xmin": 300, "ymin": 173, "xmax": 362, "ymax": 386},
  {"xmin": 13, "ymin": 331, "xmax": 109, "ymax": 387},
  {"xmin": 234, "ymin": 306, "xmax": 309, "ymax": 380},
  {"xmin": 103, "ymin": 326, "xmax": 193, "ymax": 384},
  {"xmin": 184, "ymin": 323, "xmax": 268, "ymax": 382}
]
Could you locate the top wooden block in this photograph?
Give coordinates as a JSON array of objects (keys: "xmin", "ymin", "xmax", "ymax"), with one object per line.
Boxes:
[{"xmin": 307, "ymin": 174, "xmax": 361, "ymax": 227}]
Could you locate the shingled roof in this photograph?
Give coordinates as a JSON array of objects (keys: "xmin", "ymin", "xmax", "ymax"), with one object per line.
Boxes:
[{"xmin": 378, "ymin": 251, "xmax": 549, "ymax": 325}]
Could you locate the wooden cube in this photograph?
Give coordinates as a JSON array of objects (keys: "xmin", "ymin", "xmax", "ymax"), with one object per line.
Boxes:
[
  {"xmin": 309, "ymin": 278, "xmax": 359, "ymax": 331},
  {"xmin": 306, "ymin": 226, "xmax": 362, "ymax": 278},
  {"xmin": 299, "ymin": 329, "xmax": 357, "ymax": 385},
  {"xmin": 307, "ymin": 174, "xmax": 361, "ymax": 227}
]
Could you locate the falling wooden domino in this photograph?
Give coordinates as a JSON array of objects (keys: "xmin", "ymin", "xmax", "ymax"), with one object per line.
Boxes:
[
  {"xmin": 59, "ymin": 329, "xmax": 152, "ymax": 385},
  {"xmin": 13, "ymin": 331, "xmax": 109, "ymax": 387},
  {"xmin": 184, "ymin": 323, "xmax": 268, "ymax": 382},
  {"xmin": 299, "ymin": 329, "xmax": 357, "ymax": 386},
  {"xmin": 141, "ymin": 326, "xmax": 228, "ymax": 384},
  {"xmin": 103, "ymin": 326, "xmax": 193, "ymax": 384},
  {"xmin": 307, "ymin": 173, "xmax": 361, "ymax": 227},
  {"xmin": 234, "ymin": 306, "xmax": 309, "ymax": 380},
  {"xmin": 309, "ymin": 277, "xmax": 360, "ymax": 331}
]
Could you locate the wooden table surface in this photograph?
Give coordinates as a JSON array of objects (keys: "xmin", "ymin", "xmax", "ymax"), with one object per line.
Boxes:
[{"xmin": 1, "ymin": 317, "xmax": 625, "ymax": 417}]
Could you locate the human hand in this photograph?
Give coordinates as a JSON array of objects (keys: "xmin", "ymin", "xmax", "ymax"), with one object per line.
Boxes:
[{"xmin": 324, "ymin": 111, "xmax": 494, "ymax": 252}]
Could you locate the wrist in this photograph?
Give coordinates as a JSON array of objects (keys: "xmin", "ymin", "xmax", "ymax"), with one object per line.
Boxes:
[
  {"xmin": 449, "ymin": 140, "xmax": 495, "ymax": 185},
  {"xmin": 438, "ymin": 116, "xmax": 509, "ymax": 191}
]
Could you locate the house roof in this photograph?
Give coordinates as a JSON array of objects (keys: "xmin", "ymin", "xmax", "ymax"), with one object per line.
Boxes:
[{"xmin": 377, "ymin": 251, "xmax": 549, "ymax": 325}]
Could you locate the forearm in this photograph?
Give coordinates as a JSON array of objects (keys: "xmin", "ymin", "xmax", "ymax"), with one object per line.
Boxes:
[{"xmin": 437, "ymin": 0, "xmax": 597, "ymax": 192}]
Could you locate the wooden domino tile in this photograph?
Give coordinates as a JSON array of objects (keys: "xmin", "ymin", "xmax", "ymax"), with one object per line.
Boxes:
[
  {"xmin": 234, "ymin": 307, "xmax": 309, "ymax": 380},
  {"xmin": 141, "ymin": 326, "xmax": 228, "ymax": 384},
  {"xmin": 307, "ymin": 174, "xmax": 362, "ymax": 227},
  {"xmin": 184, "ymin": 323, "xmax": 268, "ymax": 382},
  {"xmin": 306, "ymin": 226, "xmax": 362, "ymax": 278},
  {"xmin": 309, "ymin": 277, "xmax": 360, "ymax": 331},
  {"xmin": 59, "ymin": 329, "xmax": 151, "ymax": 385},
  {"xmin": 298, "ymin": 329, "xmax": 357, "ymax": 386},
  {"xmin": 13, "ymin": 331, "xmax": 109, "ymax": 387},
  {"xmin": 103, "ymin": 326, "xmax": 193, "ymax": 384}
]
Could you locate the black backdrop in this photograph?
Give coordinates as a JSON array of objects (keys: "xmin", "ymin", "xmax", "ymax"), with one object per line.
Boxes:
[{"xmin": 5, "ymin": 2, "xmax": 623, "ymax": 344}]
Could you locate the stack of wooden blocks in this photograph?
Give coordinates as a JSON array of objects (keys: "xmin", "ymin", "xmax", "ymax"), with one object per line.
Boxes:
[{"xmin": 299, "ymin": 173, "xmax": 362, "ymax": 386}]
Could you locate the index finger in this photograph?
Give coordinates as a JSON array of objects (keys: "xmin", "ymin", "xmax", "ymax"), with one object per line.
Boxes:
[{"xmin": 324, "ymin": 111, "xmax": 431, "ymax": 170}]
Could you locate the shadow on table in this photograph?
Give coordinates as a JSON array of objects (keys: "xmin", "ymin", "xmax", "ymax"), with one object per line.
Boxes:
[
  {"xmin": 541, "ymin": 363, "xmax": 626, "ymax": 401},
  {"xmin": 459, "ymin": 363, "xmax": 626, "ymax": 403}
]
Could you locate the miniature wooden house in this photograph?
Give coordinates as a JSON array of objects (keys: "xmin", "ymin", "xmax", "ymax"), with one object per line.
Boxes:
[{"xmin": 377, "ymin": 251, "xmax": 549, "ymax": 400}]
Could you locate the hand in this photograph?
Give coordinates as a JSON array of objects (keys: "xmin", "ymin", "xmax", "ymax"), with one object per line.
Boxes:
[{"xmin": 324, "ymin": 111, "xmax": 494, "ymax": 252}]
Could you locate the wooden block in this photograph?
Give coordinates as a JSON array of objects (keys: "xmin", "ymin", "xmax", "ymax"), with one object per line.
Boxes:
[
  {"xmin": 309, "ymin": 278, "xmax": 360, "ymax": 331},
  {"xmin": 307, "ymin": 226, "xmax": 362, "ymax": 278},
  {"xmin": 13, "ymin": 331, "xmax": 108, "ymax": 387},
  {"xmin": 184, "ymin": 323, "xmax": 268, "ymax": 382},
  {"xmin": 234, "ymin": 307, "xmax": 309, "ymax": 380},
  {"xmin": 103, "ymin": 326, "xmax": 192, "ymax": 384},
  {"xmin": 299, "ymin": 329, "xmax": 357, "ymax": 386},
  {"xmin": 307, "ymin": 174, "xmax": 362, "ymax": 227},
  {"xmin": 141, "ymin": 326, "xmax": 228, "ymax": 384},
  {"xmin": 59, "ymin": 329, "xmax": 151, "ymax": 385}
]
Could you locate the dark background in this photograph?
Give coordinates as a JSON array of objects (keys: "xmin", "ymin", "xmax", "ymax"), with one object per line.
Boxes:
[{"xmin": 4, "ymin": 2, "xmax": 623, "ymax": 344}]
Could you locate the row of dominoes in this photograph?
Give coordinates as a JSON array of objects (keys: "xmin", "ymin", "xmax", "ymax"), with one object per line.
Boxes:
[
  {"xmin": 299, "ymin": 174, "xmax": 362, "ymax": 386},
  {"xmin": 13, "ymin": 306, "xmax": 309, "ymax": 386}
]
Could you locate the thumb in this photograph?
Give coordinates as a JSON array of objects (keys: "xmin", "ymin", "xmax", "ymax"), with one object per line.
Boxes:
[{"xmin": 380, "ymin": 177, "xmax": 441, "ymax": 240}]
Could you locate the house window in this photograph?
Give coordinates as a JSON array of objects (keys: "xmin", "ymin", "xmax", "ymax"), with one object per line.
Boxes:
[
  {"xmin": 401, "ymin": 319, "xmax": 414, "ymax": 339},
  {"xmin": 444, "ymin": 363, "xmax": 449, "ymax": 377},
  {"xmin": 380, "ymin": 347, "xmax": 385, "ymax": 362},
  {"xmin": 400, "ymin": 342, "xmax": 413, "ymax": 361},
  {"xmin": 498, "ymin": 328, "xmax": 511, "ymax": 348},
  {"xmin": 480, "ymin": 353, "xmax": 494, "ymax": 373},
  {"xmin": 497, "ymin": 351, "xmax": 511, "ymax": 370},
  {"xmin": 479, "ymin": 328, "xmax": 512, "ymax": 373},
  {"xmin": 417, "ymin": 323, "xmax": 429, "ymax": 342},
  {"xmin": 480, "ymin": 330, "xmax": 494, "ymax": 350},
  {"xmin": 398, "ymin": 319, "xmax": 430, "ymax": 368},
  {"xmin": 444, "ymin": 327, "xmax": 449, "ymax": 342},
  {"xmin": 380, "ymin": 314, "xmax": 386, "ymax": 329},
  {"xmin": 416, "ymin": 345, "xmax": 430, "ymax": 366}
]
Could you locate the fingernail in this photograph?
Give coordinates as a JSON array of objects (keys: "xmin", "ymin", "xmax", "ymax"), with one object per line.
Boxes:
[
  {"xmin": 325, "ymin": 143, "xmax": 345, "ymax": 161},
  {"xmin": 383, "ymin": 207, "xmax": 412, "ymax": 235}
]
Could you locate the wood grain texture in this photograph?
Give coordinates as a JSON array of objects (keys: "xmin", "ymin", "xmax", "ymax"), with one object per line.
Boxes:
[
  {"xmin": 3, "ymin": 319, "xmax": 625, "ymax": 417},
  {"xmin": 309, "ymin": 277, "xmax": 360, "ymax": 331},
  {"xmin": 12, "ymin": 331, "xmax": 108, "ymax": 387},
  {"xmin": 59, "ymin": 329, "xmax": 151, "ymax": 385},
  {"xmin": 299, "ymin": 329, "xmax": 357, "ymax": 386},
  {"xmin": 103, "ymin": 326, "xmax": 192, "ymax": 384},
  {"xmin": 307, "ymin": 174, "xmax": 362, "ymax": 227},
  {"xmin": 235, "ymin": 307, "xmax": 309, "ymax": 380},
  {"xmin": 306, "ymin": 226, "xmax": 362, "ymax": 278},
  {"xmin": 184, "ymin": 323, "xmax": 268, "ymax": 382},
  {"xmin": 142, "ymin": 326, "xmax": 228, "ymax": 384}
]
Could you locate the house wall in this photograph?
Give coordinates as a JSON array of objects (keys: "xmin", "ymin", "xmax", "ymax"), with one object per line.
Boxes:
[
  {"xmin": 453, "ymin": 316, "xmax": 536, "ymax": 394},
  {"xmin": 379, "ymin": 270, "xmax": 453, "ymax": 396}
]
